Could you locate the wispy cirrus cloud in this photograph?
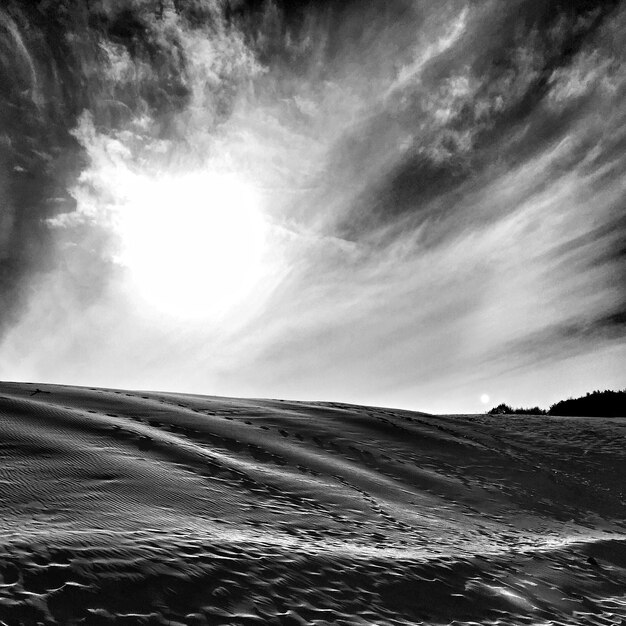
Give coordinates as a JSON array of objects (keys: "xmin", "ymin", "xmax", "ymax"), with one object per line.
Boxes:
[{"xmin": 0, "ymin": 0, "xmax": 624, "ymax": 412}]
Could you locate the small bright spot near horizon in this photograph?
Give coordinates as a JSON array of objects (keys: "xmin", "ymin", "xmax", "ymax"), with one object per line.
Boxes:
[{"xmin": 481, "ymin": 394, "xmax": 490, "ymax": 405}]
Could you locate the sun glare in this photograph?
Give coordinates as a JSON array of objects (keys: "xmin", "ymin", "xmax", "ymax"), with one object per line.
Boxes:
[{"xmin": 114, "ymin": 171, "xmax": 268, "ymax": 320}]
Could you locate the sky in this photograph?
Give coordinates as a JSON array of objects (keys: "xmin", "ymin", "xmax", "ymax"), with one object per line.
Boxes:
[{"xmin": 0, "ymin": 0, "xmax": 624, "ymax": 414}]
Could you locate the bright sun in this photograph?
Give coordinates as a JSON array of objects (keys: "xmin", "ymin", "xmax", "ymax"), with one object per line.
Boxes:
[
  {"xmin": 480, "ymin": 394, "xmax": 490, "ymax": 404},
  {"xmin": 114, "ymin": 171, "xmax": 268, "ymax": 320}
]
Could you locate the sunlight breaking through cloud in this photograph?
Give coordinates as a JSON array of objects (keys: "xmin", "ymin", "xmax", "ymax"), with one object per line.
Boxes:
[{"xmin": 0, "ymin": 0, "xmax": 624, "ymax": 412}]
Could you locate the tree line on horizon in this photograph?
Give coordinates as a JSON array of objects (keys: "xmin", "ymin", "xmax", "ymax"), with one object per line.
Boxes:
[{"xmin": 488, "ymin": 389, "xmax": 625, "ymax": 417}]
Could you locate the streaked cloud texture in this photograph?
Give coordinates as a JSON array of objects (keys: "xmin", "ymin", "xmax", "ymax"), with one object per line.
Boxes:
[{"xmin": 0, "ymin": 0, "xmax": 624, "ymax": 412}]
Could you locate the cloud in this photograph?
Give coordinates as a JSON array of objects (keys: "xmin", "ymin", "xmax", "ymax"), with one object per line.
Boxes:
[{"xmin": 0, "ymin": 0, "xmax": 624, "ymax": 413}]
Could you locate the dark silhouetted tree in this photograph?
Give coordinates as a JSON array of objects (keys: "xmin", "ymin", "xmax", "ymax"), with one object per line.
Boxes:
[
  {"xmin": 488, "ymin": 403, "xmax": 513, "ymax": 415},
  {"xmin": 488, "ymin": 404, "xmax": 546, "ymax": 415},
  {"xmin": 548, "ymin": 389, "xmax": 625, "ymax": 417}
]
